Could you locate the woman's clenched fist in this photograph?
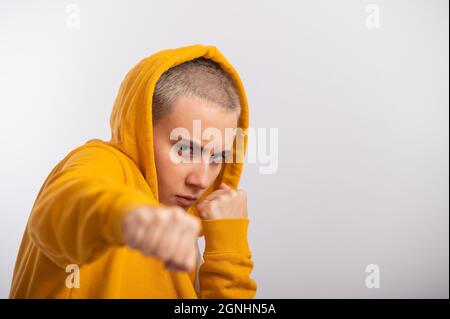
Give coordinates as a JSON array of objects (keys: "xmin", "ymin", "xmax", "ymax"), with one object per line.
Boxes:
[
  {"xmin": 197, "ymin": 182, "xmax": 248, "ymax": 220},
  {"xmin": 122, "ymin": 205, "xmax": 201, "ymax": 272}
]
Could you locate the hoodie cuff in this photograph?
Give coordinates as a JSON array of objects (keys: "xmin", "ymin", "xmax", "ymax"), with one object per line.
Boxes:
[
  {"xmin": 202, "ymin": 218, "xmax": 251, "ymax": 255},
  {"xmin": 104, "ymin": 190, "xmax": 156, "ymax": 246}
]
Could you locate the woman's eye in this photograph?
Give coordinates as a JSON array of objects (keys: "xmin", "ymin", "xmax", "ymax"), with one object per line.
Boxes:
[
  {"xmin": 177, "ymin": 144, "xmax": 192, "ymax": 156},
  {"xmin": 210, "ymin": 154, "xmax": 225, "ymax": 164}
]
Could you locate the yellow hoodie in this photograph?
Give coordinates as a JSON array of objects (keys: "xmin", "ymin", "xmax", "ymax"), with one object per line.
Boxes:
[{"xmin": 9, "ymin": 44, "xmax": 257, "ymax": 299}]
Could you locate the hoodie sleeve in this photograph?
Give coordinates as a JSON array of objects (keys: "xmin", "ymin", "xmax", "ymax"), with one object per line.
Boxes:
[
  {"xmin": 28, "ymin": 145, "xmax": 155, "ymax": 268},
  {"xmin": 198, "ymin": 218, "xmax": 257, "ymax": 299}
]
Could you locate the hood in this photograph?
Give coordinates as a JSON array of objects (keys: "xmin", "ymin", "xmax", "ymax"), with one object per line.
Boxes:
[{"xmin": 107, "ymin": 44, "xmax": 249, "ymax": 219}]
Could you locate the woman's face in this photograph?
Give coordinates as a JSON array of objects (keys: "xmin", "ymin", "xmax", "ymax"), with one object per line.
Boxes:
[{"xmin": 153, "ymin": 94, "xmax": 239, "ymax": 209}]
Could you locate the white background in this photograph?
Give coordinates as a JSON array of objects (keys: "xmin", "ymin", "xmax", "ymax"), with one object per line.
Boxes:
[{"xmin": 0, "ymin": 0, "xmax": 448, "ymax": 298}]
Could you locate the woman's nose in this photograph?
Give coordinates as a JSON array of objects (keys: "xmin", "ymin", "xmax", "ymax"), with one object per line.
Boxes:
[{"xmin": 186, "ymin": 162, "xmax": 211, "ymax": 190}]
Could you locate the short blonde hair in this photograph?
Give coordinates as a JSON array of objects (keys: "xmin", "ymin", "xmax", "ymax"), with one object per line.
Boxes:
[{"xmin": 152, "ymin": 57, "xmax": 241, "ymax": 122}]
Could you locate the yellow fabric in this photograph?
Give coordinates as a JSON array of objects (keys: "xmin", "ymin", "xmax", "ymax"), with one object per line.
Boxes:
[{"xmin": 9, "ymin": 44, "xmax": 257, "ymax": 298}]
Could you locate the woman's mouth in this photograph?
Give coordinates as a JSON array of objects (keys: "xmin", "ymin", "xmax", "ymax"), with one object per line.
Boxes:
[{"xmin": 175, "ymin": 195, "xmax": 197, "ymax": 207}]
